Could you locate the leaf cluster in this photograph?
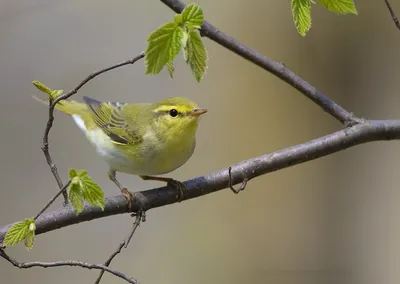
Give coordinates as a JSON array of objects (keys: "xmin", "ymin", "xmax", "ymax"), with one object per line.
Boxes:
[
  {"xmin": 145, "ymin": 3, "xmax": 208, "ymax": 82},
  {"xmin": 291, "ymin": 0, "xmax": 357, "ymax": 36}
]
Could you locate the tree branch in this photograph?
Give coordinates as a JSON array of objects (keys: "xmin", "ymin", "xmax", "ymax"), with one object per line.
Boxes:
[
  {"xmin": 384, "ymin": 0, "xmax": 400, "ymax": 30},
  {"xmin": 159, "ymin": 0, "xmax": 359, "ymax": 126},
  {"xmin": 2, "ymin": 119, "xmax": 400, "ymax": 242},
  {"xmin": 0, "ymin": 248, "xmax": 139, "ymax": 284}
]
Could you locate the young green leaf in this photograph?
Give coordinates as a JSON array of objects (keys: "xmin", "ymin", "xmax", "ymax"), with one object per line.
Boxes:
[
  {"xmin": 69, "ymin": 168, "xmax": 77, "ymax": 179},
  {"xmin": 174, "ymin": 14, "xmax": 183, "ymax": 25},
  {"xmin": 77, "ymin": 170, "xmax": 88, "ymax": 178},
  {"xmin": 185, "ymin": 30, "xmax": 208, "ymax": 82},
  {"xmin": 24, "ymin": 222, "xmax": 36, "ymax": 250},
  {"xmin": 80, "ymin": 174, "xmax": 105, "ymax": 210},
  {"xmin": 50, "ymin": 89, "xmax": 63, "ymax": 101},
  {"xmin": 68, "ymin": 179, "xmax": 84, "ymax": 215},
  {"xmin": 182, "ymin": 3, "xmax": 204, "ymax": 29},
  {"xmin": 3, "ymin": 219, "xmax": 35, "ymax": 248},
  {"xmin": 181, "ymin": 30, "xmax": 189, "ymax": 49},
  {"xmin": 32, "ymin": 80, "xmax": 52, "ymax": 95},
  {"xmin": 145, "ymin": 21, "xmax": 184, "ymax": 75},
  {"xmin": 291, "ymin": 0, "xmax": 312, "ymax": 36},
  {"xmin": 166, "ymin": 61, "xmax": 175, "ymax": 78},
  {"xmin": 316, "ymin": 0, "xmax": 357, "ymax": 15},
  {"xmin": 67, "ymin": 169, "xmax": 105, "ymax": 213}
]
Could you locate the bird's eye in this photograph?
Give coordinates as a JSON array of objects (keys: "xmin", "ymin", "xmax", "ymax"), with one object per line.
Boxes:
[{"xmin": 169, "ymin": 109, "xmax": 178, "ymax": 117}]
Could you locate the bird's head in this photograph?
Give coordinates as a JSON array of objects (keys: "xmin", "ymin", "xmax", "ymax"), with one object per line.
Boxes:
[{"xmin": 151, "ymin": 97, "xmax": 207, "ymax": 138}]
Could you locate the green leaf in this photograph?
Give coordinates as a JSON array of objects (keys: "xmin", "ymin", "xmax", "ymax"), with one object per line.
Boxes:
[
  {"xmin": 182, "ymin": 3, "xmax": 204, "ymax": 29},
  {"xmin": 24, "ymin": 222, "xmax": 36, "ymax": 250},
  {"xmin": 166, "ymin": 61, "xmax": 175, "ymax": 78},
  {"xmin": 185, "ymin": 30, "xmax": 208, "ymax": 82},
  {"xmin": 3, "ymin": 219, "xmax": 35, "ymax": 248},
  {"xmin": 174, "ymin": 14, "xmax": 182, "ymax": 25},
  {"xmin": 67, "ymin": 169, "xmax": 105, "ymax": 213},
  {"xmin": 50, "ymin": 89, "xmax": 63, "ymax": 101},
  {"xmin": 81, "ymin": 175, "xmax": 105, "ymax": 210},
  {"xmin": 291, "ymin": 0, "xmax": 312, "ymax": 36},
  {"xmin": 181, "ymin": 31, "xmax": 189, "ymax": 62},
  {"xmin": 181, "ymin": 30, "xmax": 189, "ymax": 49},
  {"xmin": 316, "ymin": 0, "xmax": 357, "ymax": 14},
  {"xmin": 68, "ymin": 180, "xmax": 84, "ymax": 215},
  {"xmin": 145, "ymin": 22, "xmax": 184, "ymax": 75},
  {"xmin": 32, "ymin": 80, "xmax": 52, "ymax": 95},
  {"xmin": 77, "ymin": 170, "xmax": 87, "ymax": 178},
  {"xmin": 69, "ymin": 168, "xmax": 77, "ymax": 179}
]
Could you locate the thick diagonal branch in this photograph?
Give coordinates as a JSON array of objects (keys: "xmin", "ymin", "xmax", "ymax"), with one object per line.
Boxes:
[{"xmin": 1, "ymin": 119, "xmax": 400, "ymax": 241}]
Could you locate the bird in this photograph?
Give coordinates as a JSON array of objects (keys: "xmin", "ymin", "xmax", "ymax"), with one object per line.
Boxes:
[{"xmin": 35, "ymin": 94, "xmax": 207, "ymax": 208}]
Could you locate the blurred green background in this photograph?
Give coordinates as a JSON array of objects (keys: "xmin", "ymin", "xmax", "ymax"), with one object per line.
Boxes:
[{"xmin": 1, "ymin": 1, "xmax": 400, "ymax": 283}]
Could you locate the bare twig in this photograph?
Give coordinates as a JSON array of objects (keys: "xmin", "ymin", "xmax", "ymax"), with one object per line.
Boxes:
[
  {"xmin": 94, "ymin": 212, "xmax": 143, "ymax": 284},
  {"xmin": 159, "ymin": 0, "xmax": 360, "ymax": 125},
  {"xmin": 0, "ymin": 248, "xmax": 139, "ymax": 284},
  {"xmin": 2, "ymin": 119, "xmax": 400, "ymax": 241},
  {"xmin": 34, "ymin": 180, "xmax": 71, "ymax": 220},
  {"xmin": 228, "ymin": 167, "xmax": 248, "ymax": 194},
  {"xmin": 41, "ymin": 52, "xmax": 145, "ymax": 205},
  {"xmin": 41, "ymin": 133, "xmax": 67, "ymax": 204},
  {"xmin": 384, "ymin": 0, "xmax": 400, "ymax": 30}
]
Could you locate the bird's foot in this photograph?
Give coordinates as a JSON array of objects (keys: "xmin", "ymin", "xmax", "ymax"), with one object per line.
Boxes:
[
  {"xmin": 130, "ymin": 210, "xmax": 146, "ymax": 222},
  {"xmin": 140, "ymin": 175, "xmax": 186, "ymax": 202},
  {"xmin": 167, "ymin": 179, "xmax": 186, "ymax": 202},
  {"xmin": 120, "ymin": 188, "xmax": 134, "ymax": 211}
]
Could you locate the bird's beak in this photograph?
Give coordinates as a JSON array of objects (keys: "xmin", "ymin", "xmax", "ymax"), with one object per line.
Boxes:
[{"xmin": 191, "ymin": 108, "xmax": 208, "ymax": 116}]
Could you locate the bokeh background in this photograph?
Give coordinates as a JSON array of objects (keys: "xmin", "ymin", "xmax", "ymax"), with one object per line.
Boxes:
[{"xmin": 1, "ymin": 1, "xmax": 400, "ymax": 283}]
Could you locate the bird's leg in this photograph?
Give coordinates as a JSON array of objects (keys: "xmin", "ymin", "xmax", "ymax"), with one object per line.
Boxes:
[
  {"xmin": 140, "ymin": 175, "xmax": 186, "ymax": 202},
  {"xmin": 108, "ymin": 169, "xmax": 133, "ymax": 210}
]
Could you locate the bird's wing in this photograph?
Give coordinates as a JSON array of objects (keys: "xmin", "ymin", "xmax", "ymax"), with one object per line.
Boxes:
[{"xmin": 82, "ymin": 96, "xmax": 142, "ymax": 145}]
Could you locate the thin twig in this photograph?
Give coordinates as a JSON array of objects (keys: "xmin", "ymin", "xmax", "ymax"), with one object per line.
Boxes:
[
  {"xmin": 159, "ymin": 0, "xmax": 360, "ymax": 125},
  {"xmin": 384, "ymin": 0, "xmax": 400, "ymax": 30},
  {"xmin": 0, "ymin": 248, "xmax": 139, "ymax": 284},
  {"xmin": 41, "ymin": 52, "xmax": 145, "ymax": 205},
  {"xmin": 34, "ymin": 181, "xmax": 71, "ymax": 220},
  {"xmin": 94, "ymin": 212, "xmax": 143, "ymax": 284},
  {"xmin": 2, "ymin": 119, "xmax": 400, "ymax": 241},
  {"xmin": 41, "ymin": 133, "xmax": 67, "ymax": 204}
]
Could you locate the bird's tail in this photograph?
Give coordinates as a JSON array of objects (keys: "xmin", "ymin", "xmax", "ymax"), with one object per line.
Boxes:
[{"xmin": 33, "ymin": 94, "xmax": 87, "ymax": 116}]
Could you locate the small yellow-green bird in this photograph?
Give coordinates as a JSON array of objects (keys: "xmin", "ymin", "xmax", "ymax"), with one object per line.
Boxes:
[{"xmin": 36, "ymin": 94, "xmax": 207, "ymax": 207}]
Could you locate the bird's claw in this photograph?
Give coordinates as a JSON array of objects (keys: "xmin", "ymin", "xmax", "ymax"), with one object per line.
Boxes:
[
  {"xmin": 167, "ymin": 179, "xmax": 186, "ymax": 202},
  {"xmin": 120, "ymin": 188, "xmax": 134, "ymax": 211}
]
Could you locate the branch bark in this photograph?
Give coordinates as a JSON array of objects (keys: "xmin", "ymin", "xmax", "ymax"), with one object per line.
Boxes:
[{"xmin": 2, "ymin": 119, "xmax": 400, "ymax": 242}]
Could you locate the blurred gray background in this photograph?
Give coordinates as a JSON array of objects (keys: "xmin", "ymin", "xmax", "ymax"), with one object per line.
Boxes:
[{"xmin": 1, "ymin": 0, "xmax": 400, "ymax": 283}]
